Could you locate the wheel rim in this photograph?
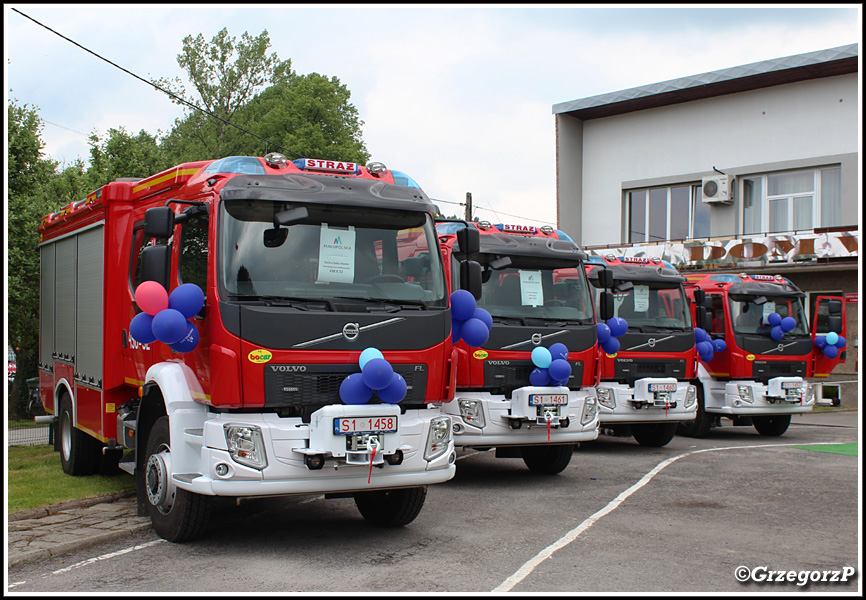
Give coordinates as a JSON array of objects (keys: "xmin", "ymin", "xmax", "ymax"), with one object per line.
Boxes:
[
  {"xmin": 61, "ymin": 409, "xmax": 72, "ymax": 461},
  {"xmin": 145, "ymin": 443, "xmax": 175, "ymax": 514}
]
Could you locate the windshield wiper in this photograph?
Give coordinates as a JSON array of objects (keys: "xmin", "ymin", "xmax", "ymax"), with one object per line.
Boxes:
[
  {"xmin": 333, "ymin": 297, "xmax": 428, "ymax": 312},
  {"xmin": 226, "ymin": 294, "xmax": 335, "ymax": 311}
]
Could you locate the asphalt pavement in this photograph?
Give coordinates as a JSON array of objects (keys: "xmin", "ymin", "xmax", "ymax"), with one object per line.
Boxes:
[{"xmin": 6, "ymin": 407, "xmax": 859, "ymax": 570}]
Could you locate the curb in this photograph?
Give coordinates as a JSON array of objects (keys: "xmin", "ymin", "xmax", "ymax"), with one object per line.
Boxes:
[{"xmin": 8, "ymin": 489, "xmax": 136, "ymax": 523}]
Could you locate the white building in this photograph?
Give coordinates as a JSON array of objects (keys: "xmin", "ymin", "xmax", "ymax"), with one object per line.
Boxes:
[{"xmin": 553, "ymin": 43, "xmax": 859, "ymax": 405}]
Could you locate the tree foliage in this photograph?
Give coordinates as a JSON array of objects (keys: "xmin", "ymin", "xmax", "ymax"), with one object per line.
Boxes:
[{"xmin": 87, "ymin": 127, "xmax": 172, "ymax": 186}]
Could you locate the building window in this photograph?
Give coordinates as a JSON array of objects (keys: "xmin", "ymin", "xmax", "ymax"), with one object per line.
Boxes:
[
  {"xmin": 742, "ymin": 166, "xmax": 842, "ymax": 235},
  {"xmin": 628, "ymin": 184, "xmax": 707, "ymax": 243}
]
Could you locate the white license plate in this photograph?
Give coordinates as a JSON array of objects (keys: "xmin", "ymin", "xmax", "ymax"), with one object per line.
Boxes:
[
  {"xmin": 529, "ymin": 394, "xmax": 568, "ymax": 406},
  {"xmin": 781, "ymin": 382, "xmax": 802, "ymax": 390},
  {"xmin": 649, "ymin": 383, "xmax": 677, "ymax": 392},
  {"xmin": 334, "ymin": 416, "xmax": 398, "ymax": 435}
]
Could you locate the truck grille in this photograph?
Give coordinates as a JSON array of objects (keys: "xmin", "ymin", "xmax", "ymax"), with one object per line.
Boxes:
[
  {"xmin": 752, "ymin": 361, "xmax": 807, "ymax": 382},
  {"xmin": 483, "ymin": 360, "xmax": 584, "ymax": 395},
  {"xmin": 614, "ymin": 359, "xmax": 686, "ymax": 382}
]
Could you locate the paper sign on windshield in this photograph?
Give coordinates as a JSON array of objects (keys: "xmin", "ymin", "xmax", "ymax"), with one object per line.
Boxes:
[
  {"xmin": 519, "ymin": 270, "xmax": 543, "ymax": 307},
  {"xmin": 761, "ymin": 301, "xmax": 777, "ymax": 325},
  {"xmin": 633, "ymin": 285, "xmax": 649, "ymax": 312},
  {"xmin": 317, "ymin": 225, "xmax": 356, "ymax": 283}
]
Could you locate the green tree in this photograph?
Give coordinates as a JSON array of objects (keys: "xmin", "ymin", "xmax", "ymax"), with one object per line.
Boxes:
[
  {"xmin": 153, "ymin": 28, "xmax": 294, "ymax": 160},
  {"xmin": 7, "ymin": 100, "xmax": 60, "ymax": 417},
  {"xmin": 87, "ymin": 126, "xmax": 171, "ymax": 186}
]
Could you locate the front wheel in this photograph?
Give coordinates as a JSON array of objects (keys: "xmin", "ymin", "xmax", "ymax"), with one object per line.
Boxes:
[
  {"xmin": 677, "ymin": 385, "xmax": 712, "ymax": 438},
  {"xmin": 520, "ymin": 444, "xmax": 574, "ymax": 474},
  {"xmin": 143, "ymin": 416, "xmax": 210, "ymax": 542},
  {"xmin": 631, "ymin": 422, "xmax": 678, "ymax": 447},
  {"xmin": 354, "ymin": 486, "xmax": 427, "ymax": 527},
  {"xmin": 752, "ymin": 414, "xmax": 791, "ymax": 436}
]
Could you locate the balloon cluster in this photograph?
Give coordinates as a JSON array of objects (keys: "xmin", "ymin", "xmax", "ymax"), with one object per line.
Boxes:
[
  {"xmin": 765, "ymin": 312, "xmax": 797, "ymax": 341},
  {"xmin": 596, "ymin": 317, "xmax": 628, "ymax": 355},
  {"xmin": 528, "ymin": 343, "xmax": 572, "ymax": 387},
  {"xmin": 129, "ymin": 282, "xmax": 204, "ymax": 353},
  {"xmin": 339, "ymin": 348, "xmax": 408, "ymax": 405},
  {"xmin": 450, "ymin": 290, "xmax": 493, "ymax": 348},
  {"xmin": 695, "ymin": 327, "xmax": 726, "ymax": 362},
  {"xmin": 814, "ymin": 331, "xmax": 847, "ymax": 359}
]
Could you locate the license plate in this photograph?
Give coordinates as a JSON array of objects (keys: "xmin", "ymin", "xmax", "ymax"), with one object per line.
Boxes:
[
  {"xmin": 529, "ymin": 394, "xmax": 568, "ymax": 406},
  {"xmin": 781, "ymin": 382, "xmax": 802, "ymax": 390},
  {"xmin": 648, "ymin": 383, "xmax": 677, "ymax": 393},
  {"xmin": 334, "ymin": 416, "xmax": 398, "ymax": 435}
]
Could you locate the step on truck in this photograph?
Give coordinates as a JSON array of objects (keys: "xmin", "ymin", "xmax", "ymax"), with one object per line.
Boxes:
[
  {"xmin": 36, "ymin": 154, "xmax": 478, "ymax": 541},
  {"xmin": 678, "ymin": 272, "xmax": 847, "ymax": 437},
  {"xmin": 574, "ymin": 255, "xmax": 698, "ymax": 448},
  {"xmin": 436, "ymin": 220, "xmax": 599, "ymax": 474}
]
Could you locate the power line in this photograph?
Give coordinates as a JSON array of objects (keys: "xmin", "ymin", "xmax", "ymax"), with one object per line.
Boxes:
[{"xmin": 11, "ymin": 8, "xmax": 302, "ymax": 158}]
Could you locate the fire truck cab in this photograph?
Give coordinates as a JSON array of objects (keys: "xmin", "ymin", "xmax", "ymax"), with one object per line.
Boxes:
[
  {"xmin": 37, "ymin": 154, "xmax": 469, "ymax": 541},
  {"xmin": 580, "ymin": 255, "xmax": 698, "ymax": 447},
  {"xmin": 679, "ymin": 272, "xmax": 846, "ymax": 437},
  {"xmin": 437, "ymin": 220, "xmax": 599, "ymax": 474}
]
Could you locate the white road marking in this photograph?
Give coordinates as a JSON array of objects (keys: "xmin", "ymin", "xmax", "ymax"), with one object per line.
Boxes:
[{"xmin": 493, "ymin": 441, "xmax": 853, "ymax": 592}]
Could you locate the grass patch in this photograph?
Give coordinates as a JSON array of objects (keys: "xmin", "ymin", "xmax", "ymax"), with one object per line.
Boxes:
[{"xmin": 7, "ymin": 444, "xmax": 135, "ymax": 514}]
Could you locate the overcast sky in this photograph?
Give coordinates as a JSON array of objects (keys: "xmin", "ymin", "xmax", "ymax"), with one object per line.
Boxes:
[{"xmin": 4, "ymin": 3, "xmax": 862, "ymax": 229}]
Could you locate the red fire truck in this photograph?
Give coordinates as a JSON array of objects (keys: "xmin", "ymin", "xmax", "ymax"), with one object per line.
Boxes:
[
  {"xmin": 573, "ymin": 255, "xmax": 698, "ymax": 447},
  {"xmin": 37, "ymin": 154, "xmax": 476, "ymax": 541},
  {"xmin": 436, "ymin": 221, "xmax": 599, "ymax": 474},
  {"xmin": 678, "ymin": 272, "xmax": 847, "ymax": 437}
]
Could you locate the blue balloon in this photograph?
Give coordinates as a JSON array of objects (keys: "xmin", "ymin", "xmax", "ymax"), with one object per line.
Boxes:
[
  {"xmin": 596, "ymin": 323, "xmax": 611, "ymax": 344},
  {"xmin": 340, "ymin": 373, "xmax": 372, "ymax": 405},
  {"xmin": 168, "ymin": 283, "xmax": 205, "ymax": 319},
  {"xmin": 169, "ymin": 322, "xmax": 199, "ymax": 353},
  {"xmin": 694, "ymin": 328, "xmax": 708, "ymax": 344},
  {"xmin": 362, "ymin": 358, "xmax": 394, "ymax": 391},
  {"xmin": 451, "ymin": 319, "xmax": 463, "ymax": 343},
  {"xmin": 359, "ymin": 347, "xmax": 384, "ymax": 369},
  {"xmin": 152, "ymin": 308, "xmax": 189, "ymax": 344},
  {"xmin": 770, "ymin": 325, "xmax": 784, "ymax": 341},
  {"xmin": 472, "ymin": 307, "xmax": 493, "ymax": 330},
  {"xmin": 835, "ymin": 335, "xmax": 846, "ymax": 349},
  {"xmin": 377, "ymin": 373, "xmax": 407, "ymax": 404},
  {"xmin": 551, "ymin": 379, "xmax": 569, "ymax": 388},
  {"xmin": 601, "ymin": 337, "xmax": 620, "ymax": 355},
  {"xmin": 461, "ymin": 317, "xmax": 490, "ymax": 348},
  {"xmin": 826, "ymin": 331, "xmax": 839, "ymax": 346},
  {"xmin": 711, "ymin": 338, "xmax": 727, "ymax": 353},
  {"xmin": 130, "ymin": 312, "xmax": 157, "ymax": 344},
  {"xmin": 823, "ymin": 345, "xmax": 839, "ymax": 359},
  {"xmin": 697, "ymin": 341, "xmax": 713, "ymax": 356},
  {"xmin": 531, "ymin": 347, "xmax": 552, "ymax": 368},
  {"xmin": 814, "ymin": 335, "xmax": 827, "ymax": 348},
  {"xmin": 767, "ymin": 312, "xmax": 782, "ymax": 327},
  {"xmin": 607, "ymin": 317, "xmax": 628, "ymax": 338},
  {"xmin": 548, "ymin": 343, "xmax": 569, "ymax": 362},
  {"xmin": 529, "ymin": 367, "xmax": 551, "ymax": 387},
  {"xmin": 548, "ymin": 359, "xmax": 571, "ymax": 383},
  {"xmin": 450, "ymin": 289, "xmax": 477, "ymax": 322},
  {"xmin": 780, "ymin": 317, "xmax": 796, "ymax": 332}
]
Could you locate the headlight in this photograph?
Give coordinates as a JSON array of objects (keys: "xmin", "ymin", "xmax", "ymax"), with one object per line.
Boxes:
[
  {"xmin": 803, "ymin": 383, "xmax": 815, "ymax": 404},
  {"xmin": 581, "ymin": 395, "xmax": 598, "ymax": 425},
  {"xmin": 425, "ymin": 416, "xmax": 452, "ymax": 461},
  {"xmin": 737, "ymin": 385, "xmax": 754, "ymax": 404},
  {"xmin": 684, "ymin": 385, "xmax": 697, "ymax": 409},
  {"xmin": 596, "ymin": 387, "xmax": 615, "ymax": 410},
  {"xmin": 224, "ymin": 424, "xmax": 268, "ymax": 469},
  {"xmin": 458, "ymin": 398, "xmax": 485, "ymax": 428}
]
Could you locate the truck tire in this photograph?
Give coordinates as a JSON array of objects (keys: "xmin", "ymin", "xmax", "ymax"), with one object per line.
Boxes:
[
  {"xmin": 58, "ymin": 395, "xmax": 100, "ymax": 476},
  {"xmin": 631, "ymin": 422, "xmax": 678, "ymax": 447},
  {"xmin": 752, "ymin": 415, "xmax": 791, "ymax": 436},
  {"xmin": 354, "ymin": 486, "xmax": 427, "ymax": 527},
  {"xmin": 520, "ymin": 444, "xmax": 574, "ymax": 474},
  {"xmin": 677, "ymin": 386, "xmax": 712, "ymax": 438},
  {"xmin": 144, "ymin": 416, "xmax": 210, "ymax": 542}
]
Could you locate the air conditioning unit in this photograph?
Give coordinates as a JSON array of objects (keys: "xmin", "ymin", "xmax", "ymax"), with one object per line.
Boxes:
[{"xmin": 702, "ymin": 174, "xmax": 734, "ymax": 204}]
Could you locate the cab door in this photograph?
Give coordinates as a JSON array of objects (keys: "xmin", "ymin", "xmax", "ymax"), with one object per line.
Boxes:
[{"xmin": 811, "ymin": 296, "xmax": 847, "ymax": 376}]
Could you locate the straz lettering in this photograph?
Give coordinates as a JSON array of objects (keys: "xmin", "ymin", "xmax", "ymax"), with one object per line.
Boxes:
[
  {"xmin": 502, "ymin": 224, "xmax": 536, "ymax": 233},
  {"xmin": 304, "ymin": 159, "xmax": 357, "ymax": 173},
  {"xmin": 270, "ymin": 365, "xmax": 307, "ymax": 372}
]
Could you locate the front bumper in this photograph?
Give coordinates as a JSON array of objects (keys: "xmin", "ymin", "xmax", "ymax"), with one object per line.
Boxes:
[
  {"xmin": 170, "ymin": 404, "xmax": 456, "ymax": 497},
  {"xmin": 442, "ymin": 386, "xmax": 599, "ymax": 447},
  {"xmin": 718, "ymin": 378, "xmax": 815, "ymax": 416},
  {"xmin": 596, "ymin": 378, "xmax": 697, "ymax": 424}
]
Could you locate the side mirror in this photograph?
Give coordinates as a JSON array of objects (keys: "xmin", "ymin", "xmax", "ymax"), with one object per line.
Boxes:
[
  {"xmin": 597, "ymin": 268, "xmax": 614, "ymax": 290},
  {"xmin": 139, "ymin": 245, "xmax": 170, "ymax": 289},
  {"xmin": 828, "ymin": 315, "xmax": 843, "ymax": 334},
  {"xmin": 144, "ymin": 207, "xmax": 176, "ymax": 239},
  {"xmin": 460, "ymin": 260, "xmax": 482, "ymax": 300},
  {"xmin": 599, "ymin": 290, "xmax": 614, "ymax": 321},
  {"xmin": 827, "ymin": 299, "xmax": 843, "ymax": 315},
  {"xmin": 693, "ymin": 288, "xmax": 706, "ymax": 306},
  {"xmin": 456, "ymin": 225, "xmax": 480, "ymax": 255},
  {"xmin": 696, "ymin": 306, "xmax": 710, "ymax": 331}
]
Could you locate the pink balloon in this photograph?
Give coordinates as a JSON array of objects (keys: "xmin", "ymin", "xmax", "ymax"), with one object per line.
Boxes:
[{"xmin": 135, "ymin": 281, "xmax": 169, "ymax": 316}]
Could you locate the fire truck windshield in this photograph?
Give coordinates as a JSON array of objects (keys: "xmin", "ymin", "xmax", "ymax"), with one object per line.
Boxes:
[
  {"xmin": 729, "ymin": 295, "xmax": 809, "ymax": 335},
  {"xmin": 596, "ymin": 282, "xmax": 692, "ymax": 331},
  {"xmin": 219, "ymin": 200, "xmax": 446, "ymax": 307},
  {"xmin": 477, "ymin": 264, "xmax": 594, "ymax": 323}
]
